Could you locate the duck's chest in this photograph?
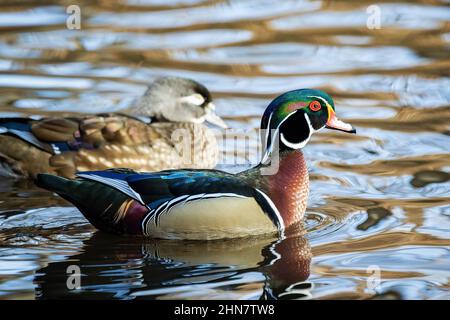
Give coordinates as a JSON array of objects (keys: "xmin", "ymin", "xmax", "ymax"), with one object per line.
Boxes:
[{"xmin": 262, "ymin": 151, "xmax": 310, "ymax": 227}]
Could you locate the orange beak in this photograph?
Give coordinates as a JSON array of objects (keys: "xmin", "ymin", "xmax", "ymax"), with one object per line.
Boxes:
[{"xmin": 326, "ymin": 105, "xmax": 356, "ymax": 133}]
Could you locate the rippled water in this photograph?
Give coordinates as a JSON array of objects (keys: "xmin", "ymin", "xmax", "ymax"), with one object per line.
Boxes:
[{"xmin": 0, "ymin": 0, "xmax": 449, "ymax": 300}]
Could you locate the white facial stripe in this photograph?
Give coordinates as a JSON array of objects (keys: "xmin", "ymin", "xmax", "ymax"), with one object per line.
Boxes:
[
  {"xmin": 179, "ymin": 93, "xmax": 205, "ymax": 106},
  {"xmin": 262, "ymin": 110, "xmax": 312, "ymax": 162},
  {"xmin": 263, "ymin": 112, "xmax": 273, "ymax": 144},
  {"xmin": 309, "ymin": 95, "xmax": 333, "ymax": 124},
  {"xmin": 261, "ymin": 112, "xmax": 274, "ymax": 163},
  {"xmin": 262, "ymin": 110, "xmax": 297, "ymax": 163},
  {"xmin": 309, "ymin": 95, "xmax": 334, "ymax": 130},
  {"xmin": 304, "ymin": 112, "xmax": 316, "ymax": 132},
  {"xmin": 309, "ymin": 95, "xmax": 330, "ymax": 108}
]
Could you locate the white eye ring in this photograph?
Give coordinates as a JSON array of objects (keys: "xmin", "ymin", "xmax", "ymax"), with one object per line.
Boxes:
[{"xmin": 179, "ymin": 93, "xmax": 205, "ymax": 106}]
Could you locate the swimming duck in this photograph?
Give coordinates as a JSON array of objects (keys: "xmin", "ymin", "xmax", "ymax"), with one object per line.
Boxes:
[
  {"xmin": 0, "ymin": 77, "xmax": 227, "ymax": 179},
  {"xmin": 36, "ymin": 89, "xmax": 355, "ymax": 240}
]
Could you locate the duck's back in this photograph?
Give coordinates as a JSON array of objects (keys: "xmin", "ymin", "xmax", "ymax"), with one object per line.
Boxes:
[{"xmin": 0, "ymin": 115, "xmax": 219, "ymax": 178}]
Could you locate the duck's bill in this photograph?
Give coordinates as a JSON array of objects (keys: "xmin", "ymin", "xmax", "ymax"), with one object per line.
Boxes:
[
  {"xmin": 205, "ymin": 113, "xmax": 228, "ymax": 129},
  {"xmin": 326, "ymin": 108, "xmax": 356, "ymax": 134},
  {"xmin": 204, "ymin": 103, "xmax": 228, "ymax": 129}
]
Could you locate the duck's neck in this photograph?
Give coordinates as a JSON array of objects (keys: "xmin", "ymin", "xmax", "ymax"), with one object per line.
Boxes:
[
  {"xmin": 123, "ymin": 94, "xmax": 163, "ymax": 120},
  {"xmin": 245, "ymin": 150, "xmax": 309, "ymax": 227}
]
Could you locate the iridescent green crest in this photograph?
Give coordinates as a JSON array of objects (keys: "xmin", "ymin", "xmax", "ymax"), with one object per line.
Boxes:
[{"xmin": 260, "ymin": 89, "xmax": 335, "ymax": 131}]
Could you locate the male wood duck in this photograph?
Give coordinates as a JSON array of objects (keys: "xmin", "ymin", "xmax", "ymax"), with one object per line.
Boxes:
[
  {"xmin": 36, "ymin": 89, "xmax": 355, "ymax": 240},
  {"xmin": 0, "ymin": 77, "xmax": 227, "ymax": 179}
]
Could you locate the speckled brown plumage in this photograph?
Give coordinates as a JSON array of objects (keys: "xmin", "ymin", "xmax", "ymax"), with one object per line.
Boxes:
[
  {"xmin": 0, "ymin": 115, "xmax": 219, "ymax": 179},
  {"xmin": 0, "ymin": 135, "xmax": 53, "ymax": 177}
]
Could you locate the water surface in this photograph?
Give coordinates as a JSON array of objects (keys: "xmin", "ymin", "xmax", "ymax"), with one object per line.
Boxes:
[{"xmin": 0, "ymin": 0, "xmax": 449, "ymax": 300}]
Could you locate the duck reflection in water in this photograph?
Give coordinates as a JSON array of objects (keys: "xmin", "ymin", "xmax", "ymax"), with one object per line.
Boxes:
[{"xmin": 34, "ymin": 228, "xmax": 311, "ymax": 300}]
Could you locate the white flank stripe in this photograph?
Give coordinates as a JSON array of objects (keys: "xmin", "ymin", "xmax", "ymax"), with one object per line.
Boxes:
[
  {"xmin": 255, "ymin": 188, "xmax": 285, "ymax": 231},
  {"xmin": 141, "ymin": 209, "xmax": 155, "ymax": 237}
]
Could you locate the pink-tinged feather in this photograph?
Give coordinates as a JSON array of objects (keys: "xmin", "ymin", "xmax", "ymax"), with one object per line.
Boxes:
[
  {"xmin": 123, "ymin": 200, "xmax": 149, "ymax": 234},
  {"xmin": 266, "ymin": 151, "xmax": 309, "ymax": 227},
  {"xmin": 286, "ymin": 102, "xmax": 307, "ymax": 113}
]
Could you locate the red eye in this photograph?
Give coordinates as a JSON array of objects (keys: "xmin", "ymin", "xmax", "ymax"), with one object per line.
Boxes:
[{"xmin": 309, "ymin": 100, "xmax": 322, "ymax": 111}]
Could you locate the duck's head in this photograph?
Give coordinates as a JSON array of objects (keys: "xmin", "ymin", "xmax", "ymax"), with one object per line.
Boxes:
[
  {"xmin": 132, "ymin": 77, "xmax": 227, "ymax": 128},
  {"xmin": 261, "ymin": 89, "xmax": 355, "ymax": 161}
]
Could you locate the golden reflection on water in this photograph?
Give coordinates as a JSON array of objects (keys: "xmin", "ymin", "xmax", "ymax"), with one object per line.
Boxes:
[{"xmin": 0, "ymin": 0, "xmax": 449, "ymax": 299}]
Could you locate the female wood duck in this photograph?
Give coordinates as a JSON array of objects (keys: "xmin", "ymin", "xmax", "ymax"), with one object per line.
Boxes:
[
  {"xmin": 36, "ymin": 89, "xmax": 355, "ymax": 240},
  {"xmin": 0, "ymin": 77, "xmax": 227, "ymax": 179}
]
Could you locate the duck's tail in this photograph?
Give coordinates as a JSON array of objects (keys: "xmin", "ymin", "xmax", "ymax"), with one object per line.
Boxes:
[{"xmin": 35, "ymin": 173, "xmax": 131, "ymax": 234}]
